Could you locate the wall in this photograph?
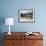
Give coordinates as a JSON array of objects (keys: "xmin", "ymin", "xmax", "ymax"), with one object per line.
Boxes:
[{"xmin": 0, "ymin": 0, "xmax": 46, "ymax": 32}]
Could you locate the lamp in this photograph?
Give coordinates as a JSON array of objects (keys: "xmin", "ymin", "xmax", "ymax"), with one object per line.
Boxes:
[{"xmin": 5, "ymin": 18, "xmax": 14, "ymax": 35}]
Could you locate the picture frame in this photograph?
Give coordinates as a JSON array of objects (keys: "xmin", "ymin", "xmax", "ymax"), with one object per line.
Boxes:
[{"xmin": 18, "ymin": 9, "xmax": 35, "ymax": 23}]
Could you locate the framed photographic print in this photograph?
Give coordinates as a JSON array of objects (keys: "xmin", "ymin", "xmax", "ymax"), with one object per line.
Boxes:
[{"xmin": 18, "ymin": 9, "xmax": 35, "ymax": 23}]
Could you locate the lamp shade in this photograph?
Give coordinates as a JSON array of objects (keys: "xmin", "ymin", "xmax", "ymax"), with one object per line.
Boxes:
[{"xmin": 5, "ymin": 18, "xmax": 14, "ymax": 25}]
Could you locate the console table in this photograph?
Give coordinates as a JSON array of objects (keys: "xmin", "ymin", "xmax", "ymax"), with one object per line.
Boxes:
[{"xmin": 4, "ymin": 32, "xmax": 43, "ymax": 46}]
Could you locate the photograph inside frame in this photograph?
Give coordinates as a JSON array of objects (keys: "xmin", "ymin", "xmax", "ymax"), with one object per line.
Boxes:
[{"xmin": 19, "ymin": 9, "xmax": 35, "ymax": 23}]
